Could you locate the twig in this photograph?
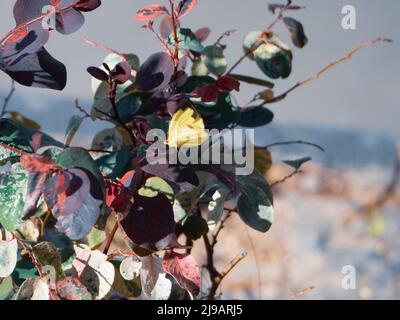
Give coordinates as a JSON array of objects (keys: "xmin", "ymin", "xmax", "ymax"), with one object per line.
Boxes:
[
  {"xmin": 148, "ymin": 23, "xmax": 175, "ymax": 58},
  {"xmin": 266, "ymin": 38, "xmax": 393, "ymax": 104},
  {"xmin": 0, "ymin": 141, "xmax": 25, "ymax": 155},
  {"xmin": 226, "ymin": 0, "xmax": 292, "ymax": 75},
  {"xmin": 271, "ymin": 169, "xmax": 303, "ymax": 188},
  {"xmin": 262, "ymin": 140, "xmax": 325, "ymax": 152},
  {"xmin": 210, "ymin": 211, "xmax": 232, "ymax": 248},
  {"xmin": 108, "ymin": 81, "xmax": 137, "ymax": 146},
  {"xmin": 1, "ymin": 80, "xmax": 15, "ymax": 117},
  {"xmin": 244, "ymin": 226, "xmax": 262, "ymax": 299},
  {"xmin": 292, "ymin": 285, "xmax": 316, "ymax": 299},
  {"xmin": 214, "ymin": 29, "xmax": 236, "ymax": 46},
  {"xmin": 12, "ymin": 233, "xmax": 44, "ymax": 278},
  {"xmin": 360, "ymin": 142, "xmax": 400, "ymax": 212},
  {"xmin": 74, "ymin": 99, "xmax": 90, "ymax": 118},
  {"xmin": 103, "ymin": 217, "xmax": 120, "ymax": 255},
  {"xmin": 169, "ymin": 0, "xmax": 180, "ymax": 72}
]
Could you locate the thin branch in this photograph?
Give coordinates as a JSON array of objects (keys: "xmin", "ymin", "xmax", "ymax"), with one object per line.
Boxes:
[
  {"xmin": 271, "ymin": 169, "xmax": 303, "ymax": 188},
  {"xmin": 214, "ymin": 29, "xmax": 236, "ymax": 46},
  {"xmin": 103, "ymin": 218, "xmax": 120, "ymax": 255},
  {"xmin": 0, "ymin": 141, "xmax": 25, "ymax": 155},
  {"xmin": 169, "ymin": 0, "xmax": 180, "ymax": 72},
  {"xmin": 244, "ymin": 226, "xmax": 262, "ymax": 299},
  {"xmin": 266, "ymin": 37, "xmax": 393, "ymax": 104},
  {"xmin": 262, "ymin": 140, "xmax": 325, "ymax": 152},
  {"xmin": 12, "ymin": 233, "xmax": 44, "ymax": 278},
  {"xmin": 74, "ymin": 99, "xmax": 90, "ymax": 118},
  {"xmin": 1, "ymin": 80, "xmax": 15, "ymax": 117},
  {"xmin": 219, "ymin": 252, "xmax": 247, "ymax": 279},
  {"xmin": 108, "ymin": 81, "xmax": 137, "ymax": 147},
  {"xmin": 292, "ymin": 285, "xmax": 316, "ymax": 299},
  {"xmin": 226, "ymin": 0, "xmax": 292, "ymax": 75}
]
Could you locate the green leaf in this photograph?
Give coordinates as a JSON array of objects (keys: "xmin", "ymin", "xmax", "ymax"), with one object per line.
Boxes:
[
  {"xmin": 115, "ymin": 93, "xmax": 142, "ymax": 123},
  {"xmin": 92, "ymin": 128, "xmax": 124, "ymax": 152},
  {"xmin": 0, "ymin": 166, "xmax": 28, "ymax": 232},
  {"xmin": 95, "ymin": 148, "xmax": 133, "ymax": 179},
  {"xmin": 0, "ymin": 239, "xmax": 18, "ymax": 278},
  {"xmin": 32, "ymin": 242, "xmax": 65, "ymax": 281},
  {"xmin": 236, "ymin": 170, "xmax": 274, "ymax": 232},
  {"xmin": 243, "ymin": 31, "xmax": 292, "ymax": 79},
  {"xmin": 203, "ymin": 46, "xmax": 227, "ymax": 76},
  {"xmin": 65, "ymin": 115, "xmax": 84, "ymax": 147},
  {"xmin": 238, "ymin": 106, "xmax": 274, "ymax": 128},
  {"xmin": 0, "ymin": 119, "xmax": 63, "ymax": 151},
  {"xmin": 139, "ymin": 177, "xmax": 175, "ymax": 201},
  {"xmin": 230, "ymin": 73, "xmax": 274, "ymax": 88},
  {"xmin": 0, "ymin": 276, "xmax": 13, "ymax": 300},
  {"xmin": 168, "ymin": 28, "xmax": 204, "ymax": 53},
  {"xmin": 191, "ymin": 58, "xmax": 209, "ymax": 76},
  {"xmin": 112, "ymin": 260, "xmax": 141, "ymax": 298},
  {"xmin": 87, "ymin": 227, "xmax": 106, "ymax": 250}
]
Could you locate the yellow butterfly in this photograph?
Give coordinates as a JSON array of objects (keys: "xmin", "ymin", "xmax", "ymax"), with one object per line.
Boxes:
[{"xmin": 166, "ymin": 106, "xmax": 209, "ymax": 148}]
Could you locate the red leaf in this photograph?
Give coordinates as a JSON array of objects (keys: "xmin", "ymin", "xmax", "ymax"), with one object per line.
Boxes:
[
  {"xmin": 135, "ymin": 4, "xmax": 168, "ymax": 21},
  {"xmin": 105, "ymin": 181, "xmax": 131, "ymax": 213},
  {"xmin": 162, "ymin": 252, "xmax": 201, "ymax": 299},
  {"xmin": 193, "ymin": 84, "xmax": 220, "ymax": 103},
  {"xmin": 56, "ymin": 276, "xmax": 92, "ymax": 300},
  {"xmin": 216, "ymin": 76, "xmax": 241, "ymax": 92},
  {"xmin": 176, "ymin": 0, "xmax": 198, "ymax": 19},
  {"xmin": 20, "ymin": 154, "xmax": 59, "ymax": 173}
]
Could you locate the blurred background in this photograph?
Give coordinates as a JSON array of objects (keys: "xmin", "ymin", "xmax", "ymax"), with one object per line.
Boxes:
[{"xmin": 1, "ymin": 0, "xmax": 399, "ymax": 299}]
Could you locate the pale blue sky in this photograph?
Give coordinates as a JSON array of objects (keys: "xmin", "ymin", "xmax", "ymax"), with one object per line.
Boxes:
[{"xmin": 0, "ymin": 0, "xmax": 399, "ymax": 134}]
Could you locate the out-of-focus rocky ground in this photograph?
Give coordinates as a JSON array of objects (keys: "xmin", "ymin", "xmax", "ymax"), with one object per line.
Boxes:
[{"xmin": 193, "ymin": 162, "xmax": 400, "ymax": 300}]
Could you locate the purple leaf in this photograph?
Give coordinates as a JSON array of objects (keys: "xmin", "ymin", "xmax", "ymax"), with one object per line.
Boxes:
[
  {"xmin": 136, "ymin": 52, "xmax": 174, "ymax": 91},
  {"xmin": 56, "ymin": 8, "xmax": 85, "ymax": 35},
  {"xmin": 120, "ymin": 193, "xmax": 175, "ymax": 250},
  {"xmin": 0, "ymin": 47, "xmax": 67, "ymax": 90}
]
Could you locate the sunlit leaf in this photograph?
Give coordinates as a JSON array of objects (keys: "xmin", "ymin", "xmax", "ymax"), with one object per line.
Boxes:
[
  {"xmin": 140, "ymin": 255, "xmax": 172, "ymax": 300},
  {"xmin": 0, "ymin": 238, "xmax": 18, "ymax": 278},
  {"xmin": 162, "ymin": 252, "xmax": 200, "ymax": 299}
]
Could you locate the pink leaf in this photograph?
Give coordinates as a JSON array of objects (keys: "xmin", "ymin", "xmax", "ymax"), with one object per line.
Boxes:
[
  {"xmin": 135, "ymin": 4, "xmax": 169, "ymax": 21},
  {"xmin": 162, "ymin": 252, "xmax": 201, "ymax": 299}
]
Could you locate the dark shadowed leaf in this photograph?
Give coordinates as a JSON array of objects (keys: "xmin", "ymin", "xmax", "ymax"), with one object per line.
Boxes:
[
  {"xmin": 238, "ymin": 106, "xmax": 274, "ymax": 128},
  {"xmin": 283, "ymin": 17, "xmax": 308, "ymax": 48},
  {"xmin": 162, "ymin": 252, "xmax": 200, "ymax": 299},
  {"xmin": 230, "ymin": 74, "xmax": 274, "ymax": 89},
  {"xmin": 176, "ymin": 0, "xmax": 198, "ymax": 19},
  {"xmin": 87, "ymin": 66, "xmax": 109, "ymax": 81},
  {"xmin": 121, "ymin": 193, "xmax": 175, "ymax": 250},
  {"xmin": 0, "ymin": 48, "xmax": 67, "ymax": 90},
  {"xmin": 283, "ymin": 156, "xmax": 312, "ymax": 170},
  {"xmin": 136, "ymin": 52, "xmax": 174, "ymax": 91},
  {"xmin": 183, "ymin": 215, "xmax": 209, "ymax": 240}
]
